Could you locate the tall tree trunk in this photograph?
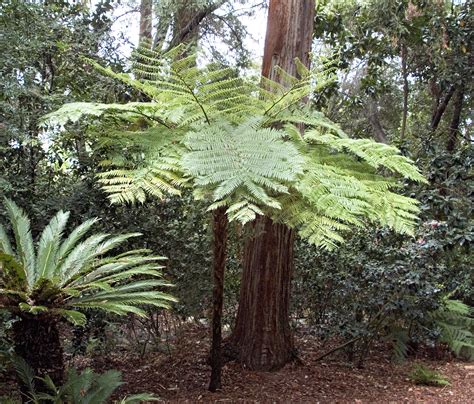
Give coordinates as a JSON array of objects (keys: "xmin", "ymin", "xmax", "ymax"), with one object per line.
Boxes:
[
  {"xmin": 447, "ymin": 86, "xmax": 464, "ymax": 152},
  {"xmin": 231, "ymin": 219, "xmax": 295, "ymax": 370},
  {"xmin": 13, "ymin": 316, "xmax": 64, "ymax": 395},
  {"xmin": 139, "ymin": 0, "xmax": 153, "ymax": 43},
  {"xmin": 400, "ymin": 42, "xmax": 409, "ymax": 141},
  {"xmin": 209, "ymin": 207, "xmax": 228, "ymax": 392},
  {"xmin": 228, "ymin": 0, "xmax": 315, "ymax": 371}
]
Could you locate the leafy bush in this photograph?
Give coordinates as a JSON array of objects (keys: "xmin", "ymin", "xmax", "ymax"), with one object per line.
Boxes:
[{"xmin": 292, "ymin": 221, "xmax": 470, "ymax": 364}]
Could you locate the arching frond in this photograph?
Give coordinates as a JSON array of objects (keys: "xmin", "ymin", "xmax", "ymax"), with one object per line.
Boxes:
[
  {"xmin": 39, "ymin": 45, "xmax": 426, "ymax": 251},
  {"xmin": 0, "ymin": 201, "xmax": 175, "ymax": 325},
  {"xmin": 3, "ymin": 199, "xmax": 36, "ymax": 289},
  {"xmin": 36, "ymin": 210, "xmax": 70, "ymax": 279}
]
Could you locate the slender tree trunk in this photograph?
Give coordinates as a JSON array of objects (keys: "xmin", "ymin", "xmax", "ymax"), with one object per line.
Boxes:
[
  {"xmin": 228, "ymin": 0, "xmax": 315, "ymax": 371},
  {"xmin": 139, "ymin": 0, "xmax": 153, "ymax": 43},
  {"xmin": 209, "ymin": 207, "xmax": 228, "ymax": 391},
  {"xmin": 447, "ymin": 86, "xmax": 464, "ymax": 152},
  {"xmin": 400, "ymin": 43, "xmax": 409, "ymax": 141},
  {"xmin": 13, "ymin": 316, "xmax": 64, "ymax": 394},
  {"xmin": 167, "ymin": 0, "xmax": 225, "ymax": 51},
  {"xmin": 431, "ymin": 85, "xmax": 456, "ymax": 130}
]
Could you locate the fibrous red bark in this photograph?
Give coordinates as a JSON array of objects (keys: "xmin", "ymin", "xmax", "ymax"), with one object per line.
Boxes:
[{"xmin": 228, "ymin": 0, "xmax": 315, "ymax": 371}]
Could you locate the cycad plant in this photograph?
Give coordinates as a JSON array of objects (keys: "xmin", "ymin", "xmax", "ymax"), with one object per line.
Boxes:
[{"xmin": 0, "ymin": 199, "xmax": 175, "ymax": 387}]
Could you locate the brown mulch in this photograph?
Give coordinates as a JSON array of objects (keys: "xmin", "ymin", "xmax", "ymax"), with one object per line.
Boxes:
[{"xmin": 88, "ymin": 325, "xmax": 474, "ymax": 403}]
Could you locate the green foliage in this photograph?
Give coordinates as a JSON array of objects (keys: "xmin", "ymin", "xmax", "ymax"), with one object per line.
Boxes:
[
  {"xmin": 431, "ymin": 298, "xmax": 474, "ymax": 360},
  {"xmin": 183, "ymin": 119, "xmax": 304, "ymax": 223},
  {"xmin": 43, "ymin": 45, "xmax": 425, "ymax": 250},
  {"xmin": 0, "ymin": 199, "xmax": 176, "ymax": 324},
  {"xmin": 408, "ymin": 364, "xmax": 450, "ymax": 387},
  {"xmin": 13, "ymin": 356, "xmax": 158, "ymax": 403},
  {"xmin": 292, "ymin": 221, "xmax": 463, "ymax": 364}
]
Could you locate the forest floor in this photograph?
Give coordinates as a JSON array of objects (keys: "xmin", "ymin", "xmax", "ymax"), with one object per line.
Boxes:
[
  {"xmin": 90, "ymin": 325, "xmax": 474, "ymax": 403},
  {"xmin": 1, "ymin": 323, "xmax": 472, "ymax": 402}
]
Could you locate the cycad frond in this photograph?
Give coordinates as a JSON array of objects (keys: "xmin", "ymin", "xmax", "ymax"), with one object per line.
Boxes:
[
  {"xmin": 36, "ymin": 210, "xmax": 70, "ymax": 279},
  {"xmin": 3, "ymin": 199, "xmax": 36, "ymax": 289},
  {"xmin": 0, "ymin": 201, "xmax": 175, "ymax": 325}
]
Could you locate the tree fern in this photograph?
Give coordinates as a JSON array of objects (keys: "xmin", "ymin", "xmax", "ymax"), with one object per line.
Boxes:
[
  {"xmin": 42, "ymin": 46, "xmax": 426, "ymax": 249},
  {"xmin": 182, "ymin": 118, "xmax": 304, "ymax": 223}
]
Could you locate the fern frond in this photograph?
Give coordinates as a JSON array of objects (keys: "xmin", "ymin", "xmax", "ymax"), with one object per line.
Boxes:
[{"xmin": 182, "ymin": 119, "xmax": 304, "ymax": 222}]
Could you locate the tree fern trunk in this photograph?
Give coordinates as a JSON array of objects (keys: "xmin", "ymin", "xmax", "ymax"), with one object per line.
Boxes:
[
  {"xmin": 209, "ymin": 207, "xmax": 228, "ymax": 391},
  {"xmin": 13, "ymin": 315, "xmax": 64, "ymax": 394},
  {"xmin": 228, "ymin": 0, "xmax": 315, "ymax": 371}
]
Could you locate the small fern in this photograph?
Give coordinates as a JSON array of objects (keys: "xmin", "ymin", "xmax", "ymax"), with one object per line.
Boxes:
[
  {"xmin": 11, "ymin": 357, "xmax": 159, "ymax": 403},
  {"xmin": 431, "ymin": 298, "xmax": 474, "ymax": 360},
  {"xmin": 409, "ymin": 364, "xmax": 450, "ymax": 387}
]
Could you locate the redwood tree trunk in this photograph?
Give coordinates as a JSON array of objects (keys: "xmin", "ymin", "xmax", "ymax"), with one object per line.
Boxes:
[
  {"xmin": 228, "ymin": 1, "xmax": 315, "ymax": 371},
  {"xmin": 209, "ymin": 207, "xmax": 228, "ymax": 391},
  {"xmin": 13, "ymin": 316, "xmax": 64, "ymax": 394},
  {"xmin": 139, "ymin": 0, "xmax": 153, "ymax": 43},
  {"xmin": 231, "ymin": 219, "xmax": 295, "ymax": 370}
]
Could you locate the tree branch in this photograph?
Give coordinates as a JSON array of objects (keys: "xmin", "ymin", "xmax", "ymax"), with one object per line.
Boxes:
[
  {"xmin": 166, "ymin": 0, "xmax": 227, "ymax": 51},
  {"xmin": 430, "ymin": 85, "xmax": 456, "ymax": 131}
]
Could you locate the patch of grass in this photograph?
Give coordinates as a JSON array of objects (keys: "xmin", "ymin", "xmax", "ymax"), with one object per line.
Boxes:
[{"xmin": 409, "ymin": 364, "xmax": 450, "ymax": 387}]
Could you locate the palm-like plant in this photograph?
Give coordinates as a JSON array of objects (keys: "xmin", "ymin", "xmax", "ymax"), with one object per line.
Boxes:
[{"xmin": 0, "ymin": 199, "xmax": 175, "ymax": 386}]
